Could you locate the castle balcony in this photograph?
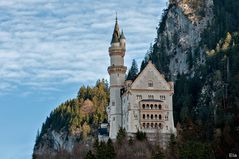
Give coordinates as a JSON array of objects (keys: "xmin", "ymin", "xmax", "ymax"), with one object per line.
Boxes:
[
  {"xmin": 108, "ymin": 65, "xmax": 127, "ymax": 74},
  {"xmin": 109, "ymin": 47, "xmax": 125, "ymax": 56}
]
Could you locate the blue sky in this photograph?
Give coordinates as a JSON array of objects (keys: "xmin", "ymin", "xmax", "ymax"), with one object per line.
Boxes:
[{"xmin": 0, "ymin": 0, "xmax": 167, "ymax": 158}]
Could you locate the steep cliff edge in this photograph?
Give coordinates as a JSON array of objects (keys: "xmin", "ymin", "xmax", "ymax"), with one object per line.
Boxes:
[{"xmin": 150, "ymin": 0, "xmax": 214, "ymax": 79}]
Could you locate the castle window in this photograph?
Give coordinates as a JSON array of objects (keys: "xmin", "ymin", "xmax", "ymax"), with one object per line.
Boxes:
[
  {"xmin": 148, "ymin": 81, "xmax": 153, "ymax": 87},
  {"xmin": 151, "ymin": 114, "xmax": 153, "ymax": 119},
  {"xmin": 155, "ymin": 114, "xmax": 158, "ymax": 119},
  {"xmin": 142, "ymin": 104, "xmax": 145, "ymax": 109},
  {"xmin": 150, "ymin": 104, "xmax": 153, "ymax": 109},
  {"xmin": 155, "ymin": 123, "xmax": 158, "ymax": 128},
  {"xmin": 143, "ymin": 114, "xmax": 145, "ymax": 119},
  {"xmin": 165, "ymin": 115, "xmax": 168, "ymax": 121},
  {"xmin": 146, "ymin": 104, "xmax": 149, "ymax": 109},
  {"xmin": 147, "ymin": 114, "xmax": 149, "ymax": 119},
  {"xmin": 112, "ymin": 101, "xmax": 115, "ymax": 106},
  {"xmin": 158, "ymin": 104, "xmax": 162, "ymax": 109},
  {"xmin": 136, "ymin": 95, "xmax": 142, "ymax": 100},
  {"xmin": 148, "ymin": 95, "xmax": 154, "ymax": 99},
  {"xmin": 151, "ymin": 123, "xmax": 154, "ymax": 128},
  {"xmin": 154, "ymin": 104, "xmax": 158, "ymax": 109},
  {"xmin": 160, "ymin": 95, "xmax": 166, "ymax": 100},
  {"xmin": 159, "ymin": 114, "xmax": 162, "ymax": 120}
]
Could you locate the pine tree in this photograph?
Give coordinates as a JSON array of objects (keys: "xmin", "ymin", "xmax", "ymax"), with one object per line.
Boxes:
[
  {"xmin": 126, "ymin": 59, "xmax": 138, "ymax": 80},
  {"xmin": 135, "ymin": 129, "xmax": 147, "ymax": 141},
  {"xmin": 116, "ymin": 127, "xmax": 127, "ymax": 144},
  {"xmin": 151, "ymin": 145, "xmax": 165, "ymax": 159},
  {"xmin": 106, "ymin": 139, "xmax": 116, "ymax": 159},
  {"xmin": 85, "ymin": 150, "xmax": 96, "ymax": 159},
  {"xmin": 96, "ymin": 141, "xmax": 107, "ymax": 159}
]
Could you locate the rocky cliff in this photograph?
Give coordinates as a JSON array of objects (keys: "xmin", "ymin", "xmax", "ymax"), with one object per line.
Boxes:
[{"xmin": 150, "ymin": 0, "xmax": 214, "ymax": 80}]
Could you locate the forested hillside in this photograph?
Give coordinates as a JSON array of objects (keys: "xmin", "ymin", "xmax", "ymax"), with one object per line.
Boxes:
[{"xmin": 33, "ymin": 80, "xmax": 109, "ymax": 158}]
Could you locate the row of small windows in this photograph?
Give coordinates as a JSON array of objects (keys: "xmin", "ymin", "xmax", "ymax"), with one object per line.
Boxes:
[
  {"xmin": 136, "ymin": 95, "xmax": 166, "ymax": 100},
  {"xmin": 142, "ymin": 123, "xmax": 162, "ymax": 129},
  {"xmin": 142, "ymin": 104, "xmax": 162, "ymax": 109},
  {"xmin": 142, "ymin": 123, "xmax": 169, "ymax": 130},
  {"xmin": 142, "ymin": 114, "xmax": 162, "ymax": 120},
  {"xmin": 160, "ymin": 95, "xmax": 166, "ymax": 100}
]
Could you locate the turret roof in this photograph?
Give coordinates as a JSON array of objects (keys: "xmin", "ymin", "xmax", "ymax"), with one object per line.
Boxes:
[
  {"xmin": 111, "ymin": 16, "xmax": 120, "ymax": 44},
  {"xmin": 120, "ymin": 30, "xmax": 126, "ymax": 39}
]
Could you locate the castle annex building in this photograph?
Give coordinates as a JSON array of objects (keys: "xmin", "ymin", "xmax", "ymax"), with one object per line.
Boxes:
[{"xmin": 107, "ymin": 17, "xmax": 176, "ymax": 140}]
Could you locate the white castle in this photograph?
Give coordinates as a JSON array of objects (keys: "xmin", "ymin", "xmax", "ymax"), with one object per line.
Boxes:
[{"xmin": 107, "ymin": 17, "xmax": 176, "ymax": 141}]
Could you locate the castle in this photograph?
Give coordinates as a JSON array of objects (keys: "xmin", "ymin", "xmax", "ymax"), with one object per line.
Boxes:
[{"xmin": 107, "ymin": 17, "xmax": 176, "ymax": 141}]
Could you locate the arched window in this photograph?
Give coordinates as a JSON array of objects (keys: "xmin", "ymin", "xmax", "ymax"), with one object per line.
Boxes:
[
  {"xmin": 147, "ymin": 114, "xmax": 149, "ymax": 119},
  {"xmin": 159, "ymin": 123, "xmax": 162, "ymax": 128},
  {"xmin": 159, "ymin": 114, "xmax": 162, "ymax": 120},
  {"xmin": 143, "ymin": 114, "xmax": 145, "ymax": 119},
  {"xmin": 155, "ymin": 123, "xmax": 158, "ymax": 128},
  {"xmin": 165, "ymin": 115, "xmax": 168, "ymax": 121},
  {"xmin": 154, "ymin": 104, "xmax": 158, "ymax": 109},
  {"xmin": 143, "ymin": 123, "xmax": 145, "ymax": 128},
  {"xmin": 158, "ymin": 104, "xmax": 162, "ymax": 109},
  {"xmin": 147, "ymin": 123, "xmax": 149, "ymax": 128},
  {"xmin": 155, "ymin": 114, "xmax": 157, "ymax": 119},
  {"xmin": 142, "ymin": 104, "xmax": 145, "ymax": 109},
  {"xmin": 150, "ymin": 104, "xmax": 153, "ymax": 109},
  {"xmin": 151, "ymin": 114, "xmax": 153, "ymax": 119},
  {"xmin": 146, "ymin": 104, "xmax": 149, "ymax": 109},
  {"xmin": 148, "ymin": 81, "xmax": 153, "ymax": 87},
  {"xmin": 151, "ymin": 123, "xmax": 154, "ymax": 128}
]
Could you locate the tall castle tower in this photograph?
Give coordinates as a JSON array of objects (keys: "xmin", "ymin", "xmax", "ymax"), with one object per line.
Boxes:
[{"xmin": 108, "ymin": 17, "xmax": 127, "ymax": 139}]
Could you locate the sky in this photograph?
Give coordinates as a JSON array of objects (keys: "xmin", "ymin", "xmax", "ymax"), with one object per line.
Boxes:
[{"xmin": 0, "ymin": 0, "xmax": 167, "ymax": 158}]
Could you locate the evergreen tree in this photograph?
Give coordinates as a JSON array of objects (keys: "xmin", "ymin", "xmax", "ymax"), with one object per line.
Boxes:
[
  {"xmin": 106, "ymin": 139, "xmax": 116, "ymax": 159},
  {"xmin": 126, "ymin": 59, "xmax": 138, "ymax": 80},
  {"xmin": 151, "ymin": 145, "xmax": 165, "ymax": 159},
  {"xmin": 116, "ymin": 127, "xmax": 127, "ymax": 144},
  {"xmin": 135, "ymin": 129, "xmax": 147, "ymax": 141},
  {"xmin": 96, "ymin": 141, "xmax": 107, "ymax": 159},
  {"xmin": 85, "ymin": 150, "xmax": 96, "ymax": 159}
]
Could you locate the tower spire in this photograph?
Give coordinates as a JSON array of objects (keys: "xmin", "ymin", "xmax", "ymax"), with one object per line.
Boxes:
[
  {"xmin": 111, "ymin": 13, "xmax": 120, "ymax": 44},
  {"xmin": 120, "ymin": 29, "xmax": 126, "ymax": 39}
]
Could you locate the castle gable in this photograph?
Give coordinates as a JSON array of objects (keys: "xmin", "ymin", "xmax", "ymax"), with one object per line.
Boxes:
[{"xmin": 131, "ymin": 61, "xmax": 171, "ymax": 90}]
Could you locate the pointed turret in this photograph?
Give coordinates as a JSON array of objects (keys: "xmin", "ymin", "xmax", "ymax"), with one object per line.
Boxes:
[
  {"xmin": 120, "ymin": 30, "xmax": 126, "ymax": 39},
  {"xmin": 120, "ymin": 29, "xmax": 126, "ymax": 49},
  {"xmin": 111, "ymin": 17, "xmax": 120, "ymax": 43},
  {"xmin": 111, "ymin": 16, "xmax": 120, "ymax": 44}
]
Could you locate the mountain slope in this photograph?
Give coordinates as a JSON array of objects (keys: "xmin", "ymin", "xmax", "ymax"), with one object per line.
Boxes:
[{"xmin": 33, "ymin": 80, "xmax": 109, "ymax": 158}]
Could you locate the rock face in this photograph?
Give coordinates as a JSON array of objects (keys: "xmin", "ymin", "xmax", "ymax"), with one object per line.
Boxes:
[
  {"xmin": 154, "ymin": 0, "xmax": 214, "ymax": 79},
  {"xmin": 34, "ymin": 130, "xmax": 78, "ymax": 155}
]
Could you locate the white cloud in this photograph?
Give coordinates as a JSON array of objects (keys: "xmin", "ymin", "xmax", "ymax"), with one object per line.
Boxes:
[{"xmin": 0, "ymin": 0, "xmax": 167, "ymax": 94}]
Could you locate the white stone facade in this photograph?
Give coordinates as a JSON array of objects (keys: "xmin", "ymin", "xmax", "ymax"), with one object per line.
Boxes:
[{"xmin": 107, "ymin": 18, "xmax": 176, "ymax": 140}]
